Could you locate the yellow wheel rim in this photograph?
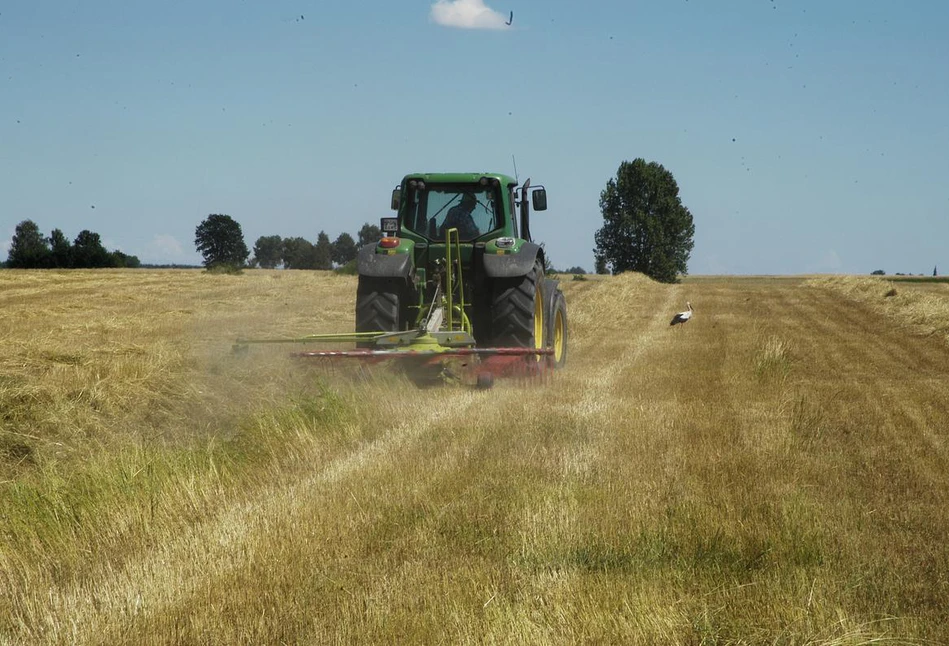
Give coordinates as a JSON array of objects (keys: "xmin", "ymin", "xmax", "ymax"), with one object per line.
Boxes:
[
  {"xmin": 553, "ymin": 307, "xmax": 564, "ymax": 364},
  {"xmin": 533, "ymin": 286, "xmax": 544, "ymax": 358}
]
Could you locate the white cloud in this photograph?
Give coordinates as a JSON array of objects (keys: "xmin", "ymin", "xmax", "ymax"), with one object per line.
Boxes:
[{"xmin": 430, "ymin": 0, "xmax": 510, "ymax": 30}]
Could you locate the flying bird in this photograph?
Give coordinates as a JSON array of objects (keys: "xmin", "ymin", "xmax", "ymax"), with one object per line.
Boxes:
[
  {"xmin": 506, "ymin": 11, "xmax": 513, "ymax": 26},
  {"xmin": 670, "ymin": 302, "xmax": 693, "ymax": 326}
]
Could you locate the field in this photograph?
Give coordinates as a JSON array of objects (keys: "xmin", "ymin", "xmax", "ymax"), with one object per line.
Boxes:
[{"xmin": 2, "ymin": 269, "xmax": 949, "ymax": 644}]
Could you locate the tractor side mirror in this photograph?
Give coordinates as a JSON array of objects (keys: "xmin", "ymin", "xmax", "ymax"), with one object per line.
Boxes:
[
  {"xmin": 532, "ymin": 188, "xmax": 547, "ymax": 212},
  {"xmin": 390, "ymin": 188, "xmax": 401, "ymax": 211}
]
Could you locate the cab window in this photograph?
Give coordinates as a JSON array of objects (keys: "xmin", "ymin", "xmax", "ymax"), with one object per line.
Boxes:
[{"xmin": 404, "ymin": 186, "xmax": 500, "ymax": 241}]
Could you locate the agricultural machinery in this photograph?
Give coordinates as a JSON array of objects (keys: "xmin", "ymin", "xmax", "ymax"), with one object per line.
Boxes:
[{"xmin": 236, "ymin": 172, "xmax": 567, "ymax": 387}]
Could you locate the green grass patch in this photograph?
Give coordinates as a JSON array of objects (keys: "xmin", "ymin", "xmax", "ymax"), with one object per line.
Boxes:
[
  {"xmin": 0, "ymin": 388, "xmax": 356, "ymax": 589},
  {"xmin": 754, "ymin": 336, "xmax": 793, "ymax": 380}
]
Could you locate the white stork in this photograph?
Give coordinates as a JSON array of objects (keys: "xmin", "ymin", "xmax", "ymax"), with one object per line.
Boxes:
[{"xmin": 670, "ymin": 302, "xmax": 693, "ymax": 326}]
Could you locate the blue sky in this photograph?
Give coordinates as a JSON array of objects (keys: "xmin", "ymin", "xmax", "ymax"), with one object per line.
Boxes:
[{"xmin": 1, "ymin": 0, "xmax": 947, "ymax": 274}]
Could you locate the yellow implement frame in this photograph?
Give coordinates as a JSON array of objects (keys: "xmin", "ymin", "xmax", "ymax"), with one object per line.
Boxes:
[{"xmin": 443, "ymin": 227, "xmax": 472, "ymax": 335}]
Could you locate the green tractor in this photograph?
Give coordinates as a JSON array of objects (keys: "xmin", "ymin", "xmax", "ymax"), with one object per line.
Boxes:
[{"xmin": 355, "ymin": 172, "xmax": 567, "ymax": 369}]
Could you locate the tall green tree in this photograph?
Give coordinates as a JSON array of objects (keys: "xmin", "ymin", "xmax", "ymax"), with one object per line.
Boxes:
[
  {"xmin": 7, "ymin": 220, "xmax": 50, "ymax": 268},
  {"xmin": 71, "ymin": 230, "xmax": 112, "ymax": 268},
  {"xmin": 282, "ymin": 236, "xmax": 315, "ymax": 269},
  {"xmin": 595, "ymin": 256, "xmax": 608, "ymax": 275},
  {"xmin": 593, "ymin": 159, "xmax": 695, "ymax": 283},
  {"xmin": 357, "ymin": 223, "xmax": 382, "ymax": 248},
  {"xmin": 194, "ymin": 214, "xmax": 249, "ymax": 269},
  {"xmin": 331, "ymin": 232, "xmax": 357, "ymax": 266},
  {"xmin": 313, "ymin": 231, "xmax": 333, "ymax": 270},
  {"xmin": 110, "ymin": 250, "xmax": 141, "ymax": 268},
  {"xmin": 48, "ymin": 229, "xmax": 72, "ymax": 268},
  {"xmin": 252, "ymin": 235, "xmax": 284, "ymax": 269}
]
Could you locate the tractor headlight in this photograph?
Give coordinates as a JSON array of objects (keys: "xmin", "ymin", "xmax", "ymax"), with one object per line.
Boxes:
[{"xmin": 495, "ymin": 237, "xmax": 515, "ymax": 249}]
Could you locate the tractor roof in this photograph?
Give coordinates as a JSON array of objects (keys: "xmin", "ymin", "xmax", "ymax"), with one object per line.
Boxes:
[{"xmin": 402, "ymin": 172, "xmax": 518, "ymax": 187}]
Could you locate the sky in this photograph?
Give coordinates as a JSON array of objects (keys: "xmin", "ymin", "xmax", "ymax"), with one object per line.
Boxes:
[{"xmin": 1, "ymin": 0, "xmax": 947, "ymax": 275}]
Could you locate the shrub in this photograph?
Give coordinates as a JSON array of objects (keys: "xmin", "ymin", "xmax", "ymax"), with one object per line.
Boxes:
[
  {"xmin": 205, "ymin": 262, "xmax": 244, "ymax": 275},
  {"xmin": 334, "ymin": 258, "xmax": 358, "ymax": 275}
]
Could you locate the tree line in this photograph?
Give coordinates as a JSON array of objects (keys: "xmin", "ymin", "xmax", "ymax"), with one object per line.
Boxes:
[
  {"xmin": 1, "ymin": 215, "xmax": 384, "ymax": 272},
  {"xmin": 194, "ymin": 213, "xmax": 383, "ymax": 271},
  {"xmin": 199, "ymin": 157, "xmax": 699, "ymax": 282},
  {"xmin": 7, "ymin": 158, "xmax": 697, "ymax": 281},
  {"xmin": 201, "ymin": 159, "xmax": 697, "ymax": 281},
  {"xmin": 249, "ymin": 222, "xmax": 382, "ymax": 270},
  {"xmin": 3, "ymin": 220, "xmax": 140, "ymax": 269}
]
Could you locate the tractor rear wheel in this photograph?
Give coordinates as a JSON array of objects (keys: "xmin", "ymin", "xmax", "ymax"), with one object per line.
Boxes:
[
  {"xmin": 490, "ymin": 260, "xmax": 545, "ymax": 352},
  {"xmin": 355, "ymin": 277, "xmax": 409, "ymax": 344}
]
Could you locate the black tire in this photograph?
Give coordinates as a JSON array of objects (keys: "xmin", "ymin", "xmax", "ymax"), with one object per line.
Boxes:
[
  {"xmin": 490, "ymin": 260, "xmax": 544, "ymax": 349},
  {"xmin": 355, "ymin": 278, "xmax": 406, "ymax": 345},
  {"xmin": 547, "ymin": 291, "xmax": 568, "ymax": 369},
  {"xmin": 476, "ymin": 372, "xmax": 495, "ymax": 389}
]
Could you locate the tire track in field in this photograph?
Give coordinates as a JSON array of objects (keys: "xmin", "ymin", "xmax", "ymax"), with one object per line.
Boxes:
[
  {"xmin": 553, "ymin": 277, "xmax": 679, "ymax": 430},
  {"xmin": 766, "ymin": 285, "xmax": 949, "ymax": 494},
  {"xmin": 540, "ymin": 278, "xmax": 678, "ymax": 484},
  {"xmin": 15, "ymin": 279, "xmax": 684, "ymax": 644},
  {"xmin": 772, "ymin": 285, "xmax": 949, "ymax": 620},
  {"xmin": 566, "ymin": 277, "xmax": 678, "ymax": 393},
  {"xmin": 21, "ymin": 385, "xmax": 489, "ymax": 644},
  {"xmin": 782, "ymin": 286, "xmax": 949, "ymax": 414},
  {"xmin": 28, "ymin": 280, "xmax": 670, "ymax": 643}
]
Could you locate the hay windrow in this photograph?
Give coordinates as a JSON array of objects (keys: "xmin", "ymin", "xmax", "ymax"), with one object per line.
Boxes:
[
  {"xmin": 567, "ymin": 271, "xmax": 657, "ymax": 332},
  {"xmin": 806, "ymin": 275, "xmax": 949, "ymax": 343}
]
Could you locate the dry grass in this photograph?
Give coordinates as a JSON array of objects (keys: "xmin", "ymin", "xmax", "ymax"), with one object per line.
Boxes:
[
  {"xmin": 807, "ymin": 275, "xmax": 949, "ymax": 344},
  {"xmin": 2, "ymin": 270, "xmax": 948, "ymax": 644}
]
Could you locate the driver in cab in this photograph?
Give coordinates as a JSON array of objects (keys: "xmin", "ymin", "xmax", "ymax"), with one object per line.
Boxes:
[{"xmin": 440, "ymin": 192, "xmax": 480, "ymax": 240}]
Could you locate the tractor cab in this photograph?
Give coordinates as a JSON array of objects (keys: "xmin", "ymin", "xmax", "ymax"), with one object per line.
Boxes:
[{"xmin": 397, "ymin": 181, "xmax": 503, "ymax": 242}]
